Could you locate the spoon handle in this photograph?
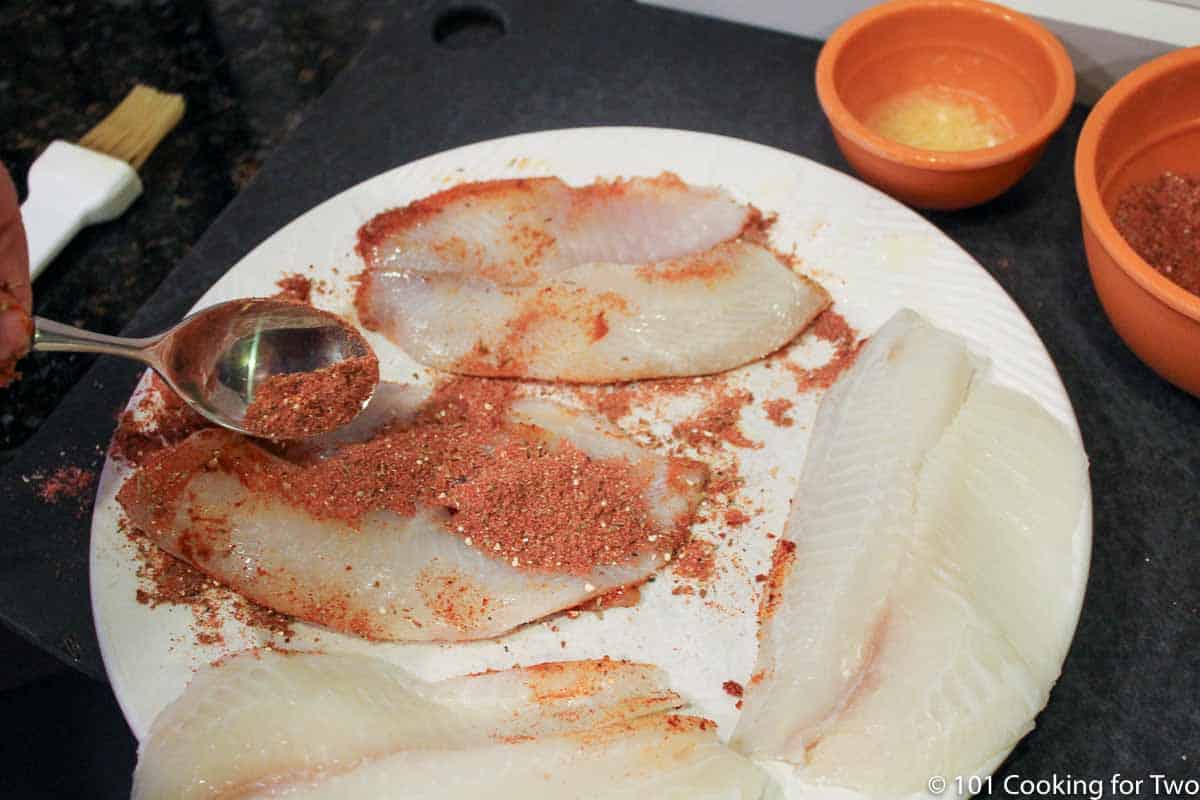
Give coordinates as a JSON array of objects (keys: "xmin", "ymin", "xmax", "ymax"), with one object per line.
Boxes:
[{"xmin": 32, "ymin": 317, "xmax": 161, "ymax": 363}]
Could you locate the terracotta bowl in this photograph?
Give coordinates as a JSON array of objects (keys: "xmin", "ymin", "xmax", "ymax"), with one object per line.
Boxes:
[
  {"xmin": 815, "ymin": 0, "xmax": 1075, "ymax": 210},
  {"xmin": 1076, "ymin": 47, "xmax": 1200, "ymax": 397}
]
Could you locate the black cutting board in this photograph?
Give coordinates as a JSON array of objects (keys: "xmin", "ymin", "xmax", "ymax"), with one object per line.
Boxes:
[{"xmin": 0, "ymin": 0, "xmax": 1196, "ymax": 784}]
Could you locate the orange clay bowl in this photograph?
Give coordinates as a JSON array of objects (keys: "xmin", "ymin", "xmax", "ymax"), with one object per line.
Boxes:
[
  {"xmin": 815, "ymin": 0, "xmax": 1075, "ymax": 210},
  {"xmin": 1076, "ymin": 47, "xmax": 1200, "ymax": 397}
]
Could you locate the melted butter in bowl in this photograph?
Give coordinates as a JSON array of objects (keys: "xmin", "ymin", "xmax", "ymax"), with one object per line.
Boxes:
[{"xmin": 867, "ymin": 85, "xmax": 1016, "ymax": 152}]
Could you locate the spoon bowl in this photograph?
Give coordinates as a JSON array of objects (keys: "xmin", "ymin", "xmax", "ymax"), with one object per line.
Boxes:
[{"xmin": 34, "ymin": 298, "xmax": 377, "ymax": 437}]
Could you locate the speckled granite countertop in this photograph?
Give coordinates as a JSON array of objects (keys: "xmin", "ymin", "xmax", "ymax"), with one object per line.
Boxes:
[
  {"xmin": 0, "ymin": 3, "xmax": 404, "ymax": 796},
  {"xmin": 0, "ymin": 0, "xmax": 411, "ymax": 464},
  {"xmin": 0, "ymin": 1, "xmax": 1197, "ymax": 798}
]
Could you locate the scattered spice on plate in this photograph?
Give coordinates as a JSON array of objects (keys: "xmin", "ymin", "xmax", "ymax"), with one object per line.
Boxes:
[
  {"xmin": 128, "ymin": 522, "xmax": 294, "ymax": 645},
  {"xmin": 672, "ymin": 387, "xmax": 759, "ymax": 450},
  {"xmin": 724, "ymin": 508, "xmax": 751, "ymax": 528},
  {"xmin": 1114, "ymin": 171, "xmax": 1200, "ymax": 297},
  {"xmin": 672, "ymin": 538, "xmax": 717, "ymax": 582},
  {"xmin": 762, "ymin": 398, "xmax": 794, "ymax": 428},
  {"xmin": 130, "ymin": 529, "xmax": 227, "ymax": 646},
  {"xmin": 722, "ymin": 679, "xmax": 744, "ymax": 698},
  {"xmin": 230, "ymin": 598, "xmax": 296, "ymax": 641},
  {"xmin": 273, "ymin": 272, "xmax": 332, "ymax": 303},
  {"xmin": 110, "ymin": 374, "xmax": 212, "ymax": 467},
  {"xmin": 779, "ymin": 309, "xmax": 863, "ymax": 392},
  {"xmin": 273, "ymin": 273, "xmax": 313, "ymax": 304},
  {"xmin": 242, "ymin": 354, "xmax": 380, "ymax": 440},
  {"xmin": 591, "ymin": 387, "xmax": 635, "ymax": 423},
  {"xmin": 570, "ymin": 375, "xmax": 706, "ymax": 425}
]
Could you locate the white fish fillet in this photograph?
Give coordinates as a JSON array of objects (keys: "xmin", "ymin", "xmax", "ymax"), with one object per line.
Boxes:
[
  {"xmin": 363, "ymin": 240, "xmax": 829, "ymax": 382},
  {"xmin": 733, "ymin": 310, "xmax": 978, "ymax": 760},
  {"xmin": 355, "ymin": 174, "xmax": 754, "ymax": 283},
  {"xmin": 355, "ymin": 174, "xmax": 830, "ymax": 382},
  {"xmin": 133, "ymin": 651, "xmax": 777, "ymax": 800},
  {"xmin": 263, "ymin": 714, "xmax": 775, "ymax": 800},
  {"xmin": 733, "ymin": 310, "xmax": 1088, "ymax": 796},
  {"xmin": 802, "ymin": 381, "xmax": 1087, "ymax": 793},
  {"xmin": 119, "ymin": 400, "xmax": 705, "ymax": 642}
]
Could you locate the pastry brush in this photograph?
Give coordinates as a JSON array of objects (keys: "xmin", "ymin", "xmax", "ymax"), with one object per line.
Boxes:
[{"xmin": 21, "ymin": 85, "xmax": 185, "ymax": 280}]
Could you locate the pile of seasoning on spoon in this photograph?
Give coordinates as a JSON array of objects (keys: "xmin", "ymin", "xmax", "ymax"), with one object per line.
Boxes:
[{"xmin": 242, "ymin": 353, "xmax": 379, "ymax": 440}]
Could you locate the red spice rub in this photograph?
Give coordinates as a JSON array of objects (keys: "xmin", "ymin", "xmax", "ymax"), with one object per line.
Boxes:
[
  {"xmin": 129, "ymin": 526, "xmax": 294, "ymax": 645},
  {"xmin": 672, "ymin": 387, "xmax": 759, "ymax": 451},
  {"xmin": 121, "ymin": 374, "xmax": 700, "ymax": 577},
  {"xmin": 273, "ymin": 273, "xmax": 312, "ymax": 304},
  {"xmin": 442, "ymin": 444, "xmax": 668, "ymax": 574},
  {"xmin": 36, "ymin": 466, "xmax": 96, "ymax": 505},
  {"xmin": 569, "ymin": 374, "xmax": 701, "ymax": 425},
  {"xmin": 781, "ymin": 309, "xmax": 863, "ymax": 392},
  {"xmin": 110, "ymin": 374, "xmax": 212, "ymax": 467},
  {"xmin": 724, "ymin": 508, "xmax": 751, "ymax": 528},
  {"xmin": 243, "ymin": 354, "xmax": 379, "ymax": 440},
  {"xmin": 576, "ymin": 373, "xmax": 763, "ymax": 455},
  {"xmin": 758, "ymin": 539, "xmax": 797, "ymax": 624},
  {"xmin": 134, "ymin": 536, "xmax": 226, "ymax": 646},
  {"xmin": 722, "ymin": 679, "xmax": 744, "ymax": 698},
  {"xmin": 592, "ymin": 388, "xmax": 634, "ymax": 423},
  {"xmin": 1114, "ymin": 171, "xmax": 1200, "ymax": 297},
  {"xmin": 705, "ymin": 464, "xmax": 744, "ymax": 505},
  {"xmin": 762, "ymin": 398, "xmax": 795, "ymax": 428},
  {"xmin": 672, "ymin": 538, "xmax": 716, "ymax": 582}
]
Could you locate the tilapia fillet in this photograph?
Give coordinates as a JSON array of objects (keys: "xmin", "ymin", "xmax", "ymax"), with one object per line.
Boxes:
[
  {"xmin": 355, "ymin": 174, "xmax": 830, "ymax": 382},
  {"xmin": 356, "ymin": 173, "xmax": 756, "ymax": 282},
  {"xmin": 117, "ymin": 397, "xmax": 705, "ymax": 642},
  {"xmin": 733, "ymin": 310, "xmax": 978, "ymax": 757},
  {"xmin": 733, "ymin": 310, "xmax": 1088, "ymax": 795},
  {"xmin": 133, "ymin": 652, "xmax": 778, "ymax": 800}
]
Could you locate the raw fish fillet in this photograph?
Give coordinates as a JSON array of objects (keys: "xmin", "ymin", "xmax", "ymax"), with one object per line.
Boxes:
[
  {"xmin": 362, "ymin": 240, "xmax": 829, "ymax": 382},
  {"xmin": 118, "ymin": 398, "xmax": 705, "ymax": 642},
  {"xmin": 732, "ymin": 310, "xmax": 1088, "ymax": 796},
  {"xmin": 733, "ymin": 310, "xmax": 978, "ymax": 760},
  {"xmin": 356, "ymin": 174, "xmax": 755, "ymax": 283},
  {"xmin": 267, "ymin": 714, "xmax": 774, "ymax": 800},
  {"xmin": 355, "ymin": 175, "xmax": 830, "ymax": 382},
  {"xmin": 800, "ymin": 381, "xmax": 1087, "ymax": 793},
  {"xmin": 133, "ymin": 651, "xmax": 777, "ymax": 800}
]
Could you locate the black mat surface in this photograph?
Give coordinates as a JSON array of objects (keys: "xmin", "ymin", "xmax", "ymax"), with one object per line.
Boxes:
[{"xmin": 0, "ymin": 0, "xmax": 1196, "ymax": 793}]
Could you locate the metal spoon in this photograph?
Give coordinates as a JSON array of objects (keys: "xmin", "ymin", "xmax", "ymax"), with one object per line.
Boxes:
[{"xmin": 32, "ymin": 298, "xmax": 377, "ymax": 436}]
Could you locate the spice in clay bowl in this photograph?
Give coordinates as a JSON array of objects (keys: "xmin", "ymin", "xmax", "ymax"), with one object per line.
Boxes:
[{"xmin": 1113, "ymin": 172, "xmax": 1200, "ymax": 299}]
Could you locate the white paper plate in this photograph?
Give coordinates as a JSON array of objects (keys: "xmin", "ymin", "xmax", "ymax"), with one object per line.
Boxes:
[{"xmin": 89, "ymin": 127, "xmax": 1091, "ymax": 796}]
